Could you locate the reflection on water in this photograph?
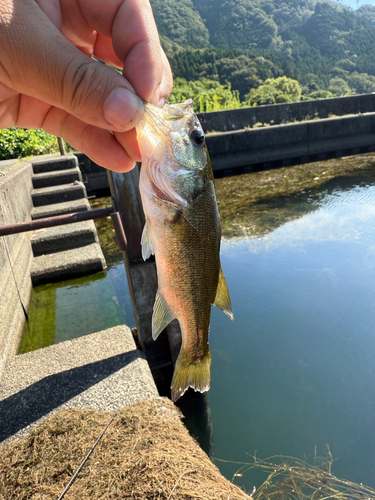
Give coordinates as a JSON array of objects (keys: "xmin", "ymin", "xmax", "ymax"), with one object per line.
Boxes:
[
  {"xmin": 215, "ymin": 154, "xmax": 375, "ymax": 239},
  {"xmin": 20, "ymin": 153, "xmax": 375, "ymax": 492},
  {"xmin": 209, "ymin": 156, "xmax": 375, "ymax": 490}
]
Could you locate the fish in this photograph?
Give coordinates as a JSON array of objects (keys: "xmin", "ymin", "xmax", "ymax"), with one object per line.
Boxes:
[{"xmin": 136, "ymin": 99, "xmax": 234, "ymax": 402}]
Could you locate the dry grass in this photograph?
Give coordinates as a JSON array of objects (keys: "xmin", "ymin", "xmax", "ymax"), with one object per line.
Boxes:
[
  {"xmin": 0, "ymin": 398, "xmax": 250, "ymax": 500},
  {"xmin": 218, "ymin": 447, "xmax": 375, "ymax": 500},
  {"xmin": 1, "ymin": 398, "xmax": 373, "ymax": 500}
]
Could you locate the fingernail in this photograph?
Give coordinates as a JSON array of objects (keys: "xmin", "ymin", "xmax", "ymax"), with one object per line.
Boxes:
[
  {"xmin": 158, "ymin": 97, "xmax": 166, "ymax": 108},
  {"xmin": 103, "ymin": 88, "xmax": 144, "ymax": 130}
]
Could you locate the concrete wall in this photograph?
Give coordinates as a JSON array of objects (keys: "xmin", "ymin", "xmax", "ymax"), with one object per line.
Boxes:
[
  {"xmin": 198, "ymin": 93, "xmax": 375, "ymax": 132},
  {"xmin": 75, "ymin": 152, "xmax": 109, "ymax": 196},
  {"xmin": 206, "ymin": 112, "xmax": 375, "ymax": 172},
  {"xmin": 0, "ymin": 161, "xmax": 33, "ymax": 378}
]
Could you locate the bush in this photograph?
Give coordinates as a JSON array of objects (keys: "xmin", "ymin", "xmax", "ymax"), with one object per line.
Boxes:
[
  {"xmin": 245, "ymin": 76, "xmax": 302, "ymax": 106},
  {"xmin": 0, "ymin": 128, "xmax": 59, "ymax": 160},
  {"xmin": 169, "ymin": 77, "xmax": 242, "ymax": 112}
]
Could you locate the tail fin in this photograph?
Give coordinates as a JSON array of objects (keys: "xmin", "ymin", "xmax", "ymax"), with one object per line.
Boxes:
[{"xmin": 171, "ymin": 350, "xmax": 211, "ymax": 402}]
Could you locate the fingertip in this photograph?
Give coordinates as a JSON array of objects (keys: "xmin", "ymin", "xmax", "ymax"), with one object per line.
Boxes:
[
  {"xmin": 43, "ymin": 107, "xmax": 138, "ymax": 172},
  {"xmin": 114, "ymin": 128, "xmax": 142, "ymax": 163}
]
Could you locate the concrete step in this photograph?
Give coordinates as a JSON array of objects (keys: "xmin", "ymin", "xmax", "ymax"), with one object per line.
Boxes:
[
  {"xmin": 0, "ymin": 326, "xmax": 158, "ymax": 443},
  {"xmin": 32, "ymin": 154, "xmax": 78, "ymax": 174},
  {"xmin": 32, "ymin": 182, "xmax": 87, "ymax": 207},
  {"xmin": 31, "ymin": 242, "xmax": 106, "ymax": 285},
  {"xmin": 32, "ymin": 167, "xmax": 82, "ymax": 189},
  {"xmin": 31, "ymin": 199, "xmax": 91, "ymax": 220},
  {"xmin": 31, "ymin": 220, "xmax": 99, "ymax": 256}
]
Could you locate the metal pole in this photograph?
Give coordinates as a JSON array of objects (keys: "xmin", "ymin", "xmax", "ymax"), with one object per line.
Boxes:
[
  {"xmin": 0, "ymin": 207, "xmax": 114, "ymax": 237},
  {"xmin": 57, "ymin": 137, "xmax": 66, "ymax": 155}
]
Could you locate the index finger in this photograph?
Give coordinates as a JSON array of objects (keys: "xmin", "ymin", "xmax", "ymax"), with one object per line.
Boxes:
[{"xmin": 75, "ymin": 0, "xmax": 164, "ymax": 104}]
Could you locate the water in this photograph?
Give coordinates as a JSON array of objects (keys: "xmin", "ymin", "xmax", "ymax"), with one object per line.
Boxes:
[
  {"xmin": 20, "ymin": 155, "xmax": 375, "ymax": 491},
  {"xmin": 210, "ymin": 164, "xmax": 375, "ymax": 490},
  {"xmin": 20, "ymin": 260, "xmax": 135, "ymax": 353}
]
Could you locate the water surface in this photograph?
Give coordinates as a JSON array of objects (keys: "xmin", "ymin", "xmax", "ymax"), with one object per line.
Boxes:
[{"xmin": 210, "ymin": 158, "xmax": 375, "ymax": 490}]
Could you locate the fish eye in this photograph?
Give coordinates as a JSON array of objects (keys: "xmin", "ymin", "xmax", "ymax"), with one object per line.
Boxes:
[{"xmin": 189, "ymin": 128, "xmax": 205, "ymax": 147}]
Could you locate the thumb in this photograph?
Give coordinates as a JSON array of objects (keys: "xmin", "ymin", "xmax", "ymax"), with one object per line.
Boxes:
[{"xmin": 0, "ymin": 0, "xmax": 144, "ymax": 131}]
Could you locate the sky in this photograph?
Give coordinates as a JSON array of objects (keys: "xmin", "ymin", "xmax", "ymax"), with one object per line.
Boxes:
[{"xmin": 341, "ymin": 0, "xmax": 375, "ymax": 9}]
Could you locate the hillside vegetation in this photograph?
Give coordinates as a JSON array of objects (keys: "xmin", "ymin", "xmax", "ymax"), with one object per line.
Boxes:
[{"xmin": 151, "ymin": 0, "xmax": 375, "ymax": 103}]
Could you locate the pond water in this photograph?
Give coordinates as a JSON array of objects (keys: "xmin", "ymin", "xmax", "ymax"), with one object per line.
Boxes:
[{"xmin": 20, "ymin": 155, "xmax": 375, "ymax": 492}]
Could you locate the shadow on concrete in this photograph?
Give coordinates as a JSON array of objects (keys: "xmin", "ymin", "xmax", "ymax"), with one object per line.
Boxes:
[{"xmin": 0, "ymin": 350, "xmax": 139, "ymax": 443}]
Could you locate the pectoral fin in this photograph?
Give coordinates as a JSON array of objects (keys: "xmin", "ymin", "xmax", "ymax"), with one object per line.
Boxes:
[
  {"xmin": 141, "ymin": 222, "xmax": 155, "ymax": 261},
  {"xmin": 152, "ymin": 291, "xmax": 174, "ymax": 340},
  {"xmin": 213, "ymin": 267, "xmax": 234, "ymax": 321}
]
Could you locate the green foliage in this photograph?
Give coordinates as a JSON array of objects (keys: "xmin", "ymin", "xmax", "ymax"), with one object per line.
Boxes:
[
  {"xmin": 328, "ymin": 77, "xmax": 352, "ymax": 96},
  {"xmin": 169, "ymin": 78, "xmax": 241, "ymax": 112},
  {"xmin": 245, "ymin": 76, "xmax": 302, "ymax": 106},
  {"xmin": 0, "ymin": 128, "xmax": 59, "ymax": 160},
  {"xmin": 302, "ymin": 90, "xmax": 333, "ymax": 100},
  {"xmin": 150, "ymin": 0, "xmax": 209, "ymax": 48},
  {"xmin": 154, "ymin": 0, "xmax": 375, "ymax": 100},
  {"xmin": 336, "ymin": 58, "xmax": 357, "ymax": 72},
  {"xmin": 347, "ymin": 72, "xmax": 375, "ymax": 94},
  {"xmin": 356, "ymin": 4, "xmax": 375, "ymax": 27}
]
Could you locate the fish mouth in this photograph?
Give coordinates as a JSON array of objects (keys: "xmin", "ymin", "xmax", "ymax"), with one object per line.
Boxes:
[{"xmin": 141, "ymin": 99, "xmax": 195, "ymax": 127}]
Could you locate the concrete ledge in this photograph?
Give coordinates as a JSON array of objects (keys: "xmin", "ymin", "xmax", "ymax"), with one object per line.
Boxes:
[
  {"xmin": 31, "ymin": 242, "xmax": 106, "ymax": 284},
  {"xmin": 32, "ymin": 167, "xmax": 82, "ymax": 189},
  {"xmin": 31, "ymin": 220, "xmax": 99, "ymax": 256},
  {"xmin": 198, "ymin": 92, "xmax": 375, "ymax": 132},
  {"xmin": 31, "ymin": 198, "xmax": 90, "ymax": 219},
  {"xmin": 31, "ymin": 182, "xmax": 87, "ymax": 207},
  {"xmin": 0, "ymin": 325, "xmax": 159, "ymax": 443},
  {"xmin": 206, "ymin": 112, "xmax": 375, "ymax": 171},
  {"xmin": 31, "ymin": 154, "xmax": 78, "ymax": 174}
]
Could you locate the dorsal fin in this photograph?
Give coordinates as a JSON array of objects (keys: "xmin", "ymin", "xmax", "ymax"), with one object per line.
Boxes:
[{"xmin": 213, "ymin": 267, "xmax": 234, "ymax": 321}]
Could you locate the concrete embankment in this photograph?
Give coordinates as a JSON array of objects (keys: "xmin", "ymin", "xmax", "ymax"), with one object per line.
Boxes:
[
  {"xmin": 0, "ymin": 161, "xmax": 34, "ymax": 379},
  {"xmin": 0, "ymin": 325, "xmax": 158, "ymax": 443},
  {"xmin": 0, "ymin": 156, "xmax": 107, "ymax": 380},
  {"xmin": 198, "ymin": 92, "xmax": 375, "ymax": 132}
]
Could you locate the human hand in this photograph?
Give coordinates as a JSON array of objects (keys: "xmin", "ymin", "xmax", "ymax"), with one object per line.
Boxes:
[{"xmin": 0, "ymin": 0, "xmax": 173, "ymax": 171}]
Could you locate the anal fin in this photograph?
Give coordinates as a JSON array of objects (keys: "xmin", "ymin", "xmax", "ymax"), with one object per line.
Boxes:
[
  {"xmin": 213, "ymin": 267, "xmax": 234, "ymax": 321},
  {"xmin": 152, "ymin": 291, "xmax": 174, "ymax": 340}
]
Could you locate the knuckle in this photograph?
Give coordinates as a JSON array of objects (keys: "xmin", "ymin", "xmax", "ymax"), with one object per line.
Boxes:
[{"xmin": 62, "ymin": 58, "xmax": 106, "ymax": 114}]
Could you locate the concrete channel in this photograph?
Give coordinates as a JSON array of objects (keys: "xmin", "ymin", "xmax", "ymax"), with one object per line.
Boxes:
[{"xmin": 0, "ymin": 155, "xmax": 118, "ymax": 440}]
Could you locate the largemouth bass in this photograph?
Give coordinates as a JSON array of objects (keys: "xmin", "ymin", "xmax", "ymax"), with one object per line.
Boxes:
[{"xmin": 136, "ymin": 99, "xmax": 234, "ymax": 402}]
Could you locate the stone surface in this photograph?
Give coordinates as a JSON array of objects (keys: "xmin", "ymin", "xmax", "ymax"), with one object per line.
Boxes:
[
  {"xmin": 31, "ymin": 154, "xmax": 78, "ymax": 174},
  {"xmin": 31, "ymin": 242, "xmax": 106, "ymax": 284},
  {"xmin": 0, "ymin": 325, "xmax": 159, "ymax": 443},
  {"xmin": 31, "ymin": 198, "xmax": 91, "ymax": 219},
  {"xmin": 0, "ymin": 159, "xmax": 19, "ymax": 170},
  {"xmin": 32, "ymin": 167, "xmax": 82, "ymax": 189},
  {"xmin": 31, "ymin": 182, "xmax": 86, "ymax": 207},
  {"xmin": 0, "ymin": 162, "xmax": 33, "ymax": 379},
  {"xmin": 31, "ymin": 220, "xmax": 99, "ymax": 256}
]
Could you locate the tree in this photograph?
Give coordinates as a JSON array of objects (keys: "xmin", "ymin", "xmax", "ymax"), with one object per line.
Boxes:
[{"xmin": 245, "ymin": 76, "xmax": 302, "ymax": 106}]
